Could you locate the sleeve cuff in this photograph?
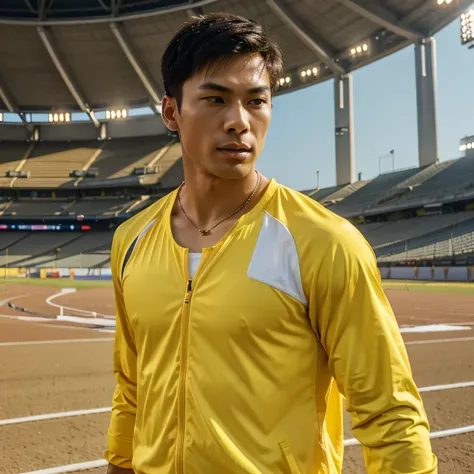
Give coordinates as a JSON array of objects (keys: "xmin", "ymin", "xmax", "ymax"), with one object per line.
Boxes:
[{"xmin": 105, "ymin": 429, "xmax": 134, "ymax": 469}]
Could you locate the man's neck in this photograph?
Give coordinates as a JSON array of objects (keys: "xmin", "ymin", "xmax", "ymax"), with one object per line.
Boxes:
[{"xmin": 179, "ymin": 168, "xmax": 268, "ymax": 230}]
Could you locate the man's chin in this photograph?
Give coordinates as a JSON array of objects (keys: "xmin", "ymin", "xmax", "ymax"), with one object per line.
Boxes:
[{"xmin": 211, "ymin": 163, "xmax": 255, "ymax": 180}]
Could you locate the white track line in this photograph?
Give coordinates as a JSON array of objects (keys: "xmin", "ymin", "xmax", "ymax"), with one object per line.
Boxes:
[
  {"xmin": 21, "ymin": 424, "xmax": 474, "ymax": 473},
  {"xmin": 3, "ymin": 336, "xmax": 469, "ymax": 349},
  {"xmin": 21, "ymin": 459, "xmax": 108, "ymax": 474},
  {"xmin": 406, "ymin": 336, "xmax": 474, "ymax": 345},
  {"xmin": 2, "ymin": 381, "xmax": 473, "ymax": 427},
  {"xmin": 46, "ymin": 290, "xmax": 114, "ymax": 319},
  {"xmin": 0, "ymin": 338, "xmax": 113, "ymax": 347},
  {"xmin": 419, "ymin": 381, "xmax": 474, "ymax": 392},
  {"xmin": 0, "ymin": 407, "xmax": 112, "ymax": 426},
  {"xmin": 0, "ymin": 293, "xmax": 32, "ymax": 307},
  {"xmin": 345, "ymin": 424, "xmax": 474, "ymax": 447}
]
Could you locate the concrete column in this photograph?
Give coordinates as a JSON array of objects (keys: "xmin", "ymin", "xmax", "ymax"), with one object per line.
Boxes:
[
  {"xmin": 415, "ymin": 37, "xmax": 439, "ymax": 167},
  {"xmin": 334, "ymin": 74, "xmax": 355, "ymax": 185}
]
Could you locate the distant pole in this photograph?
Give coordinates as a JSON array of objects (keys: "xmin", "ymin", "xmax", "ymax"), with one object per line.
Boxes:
[
  {"xmin": 317, "ymin": 170, "xmax": 320, "ymax": 189},
  {"xmin": 391, "ymin": 149, "xmax": 395, "ymax": 171},
  {"xmin": 4, "ymin": 248, "xmax": 7, "ymax": 282}
]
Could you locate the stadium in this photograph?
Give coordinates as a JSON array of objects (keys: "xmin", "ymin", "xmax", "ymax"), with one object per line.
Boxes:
[{"xmin": 0, "ymin": 0, "xmax": 474, "ymax": 473}]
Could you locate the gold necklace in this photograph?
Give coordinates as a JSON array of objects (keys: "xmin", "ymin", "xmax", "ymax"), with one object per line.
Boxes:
[{"xmin": 177, "ymin": 170, "xmax": 261, "ymax": 236}]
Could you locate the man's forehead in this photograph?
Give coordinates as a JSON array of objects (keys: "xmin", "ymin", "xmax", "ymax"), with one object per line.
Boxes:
[{"xmin": 191, "ymin": 54, "xmax": 270, "ymax": 90}]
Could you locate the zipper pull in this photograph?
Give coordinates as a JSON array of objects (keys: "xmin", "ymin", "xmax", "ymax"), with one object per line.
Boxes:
[{"xmin": 185, "ymin": 279, "xmax": 193, "ymax": 304}]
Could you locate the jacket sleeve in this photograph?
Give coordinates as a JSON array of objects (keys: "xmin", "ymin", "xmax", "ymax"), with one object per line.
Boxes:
[
  {"xmin": 314, "ymin": 224, "xmax": 437, "ymax": 473},
  {"xmin": 104, "ymin": 230, "xmax": 138, "ymax": 469}
]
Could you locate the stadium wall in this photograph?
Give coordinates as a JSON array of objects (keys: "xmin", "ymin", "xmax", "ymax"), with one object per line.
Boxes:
[
  {"xmin": 2, "ymin": 266, "xmax": 473, "ymax": 282},
  {"xmin": 380, "ymin": 266, "xmax": 474, "ymax": 282}
]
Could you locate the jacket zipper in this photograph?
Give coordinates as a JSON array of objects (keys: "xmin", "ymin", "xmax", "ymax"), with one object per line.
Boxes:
[{"xmin": 176, "ymin": 277, "xmax": 193, "ymax": 474}]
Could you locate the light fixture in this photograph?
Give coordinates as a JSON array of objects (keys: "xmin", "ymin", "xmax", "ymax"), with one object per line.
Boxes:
[
  {"xmin": 106, "ymin": 108, "xmax": 129, "ymax": 120},
  {"xmin": 350, "ymin": 42, "xmax": 370, "ymax": 57},
  {"xmin": 49, "ymin": 112, "xmax": 71, "ymax": 123},
  {"xmin": 437, "ymin": 0, "xmax": 452, "ymax": 5},
  {"xmin": 299, "ymin": 65, "xmax": 319, "ymax": 82},
  {"xmin": 276, "ymin": 75, "xmax": 292, "ymax": 90},
  {"xmin": 461, "ymin": 10, "xmax": 474, "ymax": 45},
  {"xmin": 0, "ymin": 112, "xmax": 3, "ymax": 122},
  {"xmin": 460, "ymin": 145, "xmax": 467, "ymax": 151},
  {"xmin": 468, "ymin": 143, "xmax": 473, "ymax": 149}
]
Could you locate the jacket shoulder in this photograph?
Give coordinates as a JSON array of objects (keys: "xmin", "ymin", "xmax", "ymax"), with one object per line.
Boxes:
[
  {"xmin": 272, "ymin": 185, "xmax": 372, "ymax": 257},
  {"xmin": 110, "ymin": 193, "xmax": 173, "ymax": 275}
]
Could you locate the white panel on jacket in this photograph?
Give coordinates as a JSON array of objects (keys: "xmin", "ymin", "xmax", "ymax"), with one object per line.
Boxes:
[{"xmin": 247, "ymin": 211, "xmax": 307, "ymax": 306}]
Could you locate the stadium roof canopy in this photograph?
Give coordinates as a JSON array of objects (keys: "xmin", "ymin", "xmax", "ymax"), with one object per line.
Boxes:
[{"xmin": 0, "ymin": 0, "xmax": 470, "ymax": 116}]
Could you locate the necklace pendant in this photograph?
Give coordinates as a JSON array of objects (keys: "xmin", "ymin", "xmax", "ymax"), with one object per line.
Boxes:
[{"xmin": 199, "ymin": 229, "xmax": 208, "ymax": 236}]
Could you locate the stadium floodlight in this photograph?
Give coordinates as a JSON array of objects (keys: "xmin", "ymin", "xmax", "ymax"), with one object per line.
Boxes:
[
  {"xmin": 461, "ymin": 9, "xmax": 474, "ymax": 45},
  {"xmin": 468, "ymin": 143, "xmax": 473, "ymax": 149},
  {"xmin": 299, "ymin": 65, "xmax": 319, "ymax": 82},
  {"xmin": 0, "ymin": 112, "xmax": 3, "ymax": 122},
  {"xmin": 106, "ymin": 108, "xmax": 128, "ymax": 120},
  {"xmin": 460, "ymin": 144, "xmax": 467, "ymax": 151},
  {"xmin": 276, "ymin": 75, "xmax": 292, "ymax": 90},
  {"xmin": 49, "ymin": 112, "xmax": 71, "ymax": 123},
  {"xmin": 350, "ymin": 42, "xmax": 369, "ymax": 57}
]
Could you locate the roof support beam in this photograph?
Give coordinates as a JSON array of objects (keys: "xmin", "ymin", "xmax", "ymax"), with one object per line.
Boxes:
[
  {"xmin": 187, "ymin": 0, "xmax": 204, "ymax": 17},
  {"xmin": 37, "ymin": 25, "xmax": 100, "ymax": 127},
  {"xmin": 0, "ymin": 78, "xmax": 33, "ymax": 133},
  {"xmin": 110, "ymin": 22, "xmax": 163, "ymax": 109},
  {"xmin": 266, "ymin": 0, "xmax": 345, "ymax": 75},
  {"xmin": 337, "ymin": 0, "xmax": 423, "ymax": 41}
]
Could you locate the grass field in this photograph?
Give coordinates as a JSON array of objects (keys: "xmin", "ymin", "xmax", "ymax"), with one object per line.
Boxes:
[
  {"xmin": 382, "ymin": 280, "xmax": 474, "ymax": 295},
  {"xmin": 1, "ymin": 277, "xmax": 473, "ymax": 295},
  {"xmin": 0, "ymin": 278, "xmax": 113, "ymax": 289}
]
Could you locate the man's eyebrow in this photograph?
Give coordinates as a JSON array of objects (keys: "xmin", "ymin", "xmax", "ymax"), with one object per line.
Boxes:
[{"xmin": 198, "ymin": 83, "xmax": 270, "ymax": 94}]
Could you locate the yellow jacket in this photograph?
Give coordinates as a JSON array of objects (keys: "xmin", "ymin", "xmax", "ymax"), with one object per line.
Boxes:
[{"xmin": 105, "ymin": 179, "xmax": 436, "ymax": 473}]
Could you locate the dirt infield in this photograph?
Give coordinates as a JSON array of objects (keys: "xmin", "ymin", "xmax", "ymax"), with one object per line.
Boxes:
[{"xmin": 1, "ymin": 281, "xmax": 474, "ymax": 473}]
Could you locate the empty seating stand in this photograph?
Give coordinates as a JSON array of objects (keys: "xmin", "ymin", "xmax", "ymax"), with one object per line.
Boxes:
[
  {"xmin": 358, "ymin": 211, "xmax": 474, "ymax": 249},
  {"xmin": 330, "ymin": 168, "xmax": 421, "ymax": 216},
  {"xmin": 377, "ymin": 217, "xmax": 474, "ymax": 262},
  {"xmin": 14, "ymin": 141, "xmax": 102, "ymax": 188},
  {"xmin": 82, "ymin": 136, "xmax": 171, "ymax": 180},
  {"xmin": 393, "ymin": 156, "xmax": 474, "ymax": 204},
  {"xmin": 0, "ymin": 142, "xmax": 30, "ymax": 187}
]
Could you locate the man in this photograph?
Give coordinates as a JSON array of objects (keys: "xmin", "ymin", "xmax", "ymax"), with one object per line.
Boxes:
[{"xmin": 105, "ymin": 13, "xmax": 437, "ymax": 474}]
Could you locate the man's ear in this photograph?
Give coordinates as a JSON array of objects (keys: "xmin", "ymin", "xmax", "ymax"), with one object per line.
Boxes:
[{"xmin": 161, "ymin": 95, "xmax": 179, "ymax": 132}]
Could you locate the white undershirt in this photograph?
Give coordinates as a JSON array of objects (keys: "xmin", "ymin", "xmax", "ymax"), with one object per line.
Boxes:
[{"xmin": 189, "ymin": 253, "xmax": 203, "ymax": 279}]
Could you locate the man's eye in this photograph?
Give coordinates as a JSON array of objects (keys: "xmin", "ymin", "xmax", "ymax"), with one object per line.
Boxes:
[
  {"xmin": 250, "ymin": 98, "xmax": 266, "ymax": 106},
  {"xmin": 203, "ymin": 96, "xmax": 224, "ymax": 104}
]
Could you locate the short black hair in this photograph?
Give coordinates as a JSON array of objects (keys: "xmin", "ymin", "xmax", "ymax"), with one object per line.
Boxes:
[{"xmin": 161, "ymin": 13, "xmax": 283, "ymax": 110}]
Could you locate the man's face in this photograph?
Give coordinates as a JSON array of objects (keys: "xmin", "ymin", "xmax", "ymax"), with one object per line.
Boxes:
[{"xmin": 162, "ymin": 53, "xmax": 272, "ymax": 180}]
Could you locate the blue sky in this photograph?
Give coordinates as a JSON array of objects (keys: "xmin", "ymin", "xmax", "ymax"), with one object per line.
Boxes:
[{"xmin": 258, "ymin": 20, "xmax": 474, "ymax": 192}]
